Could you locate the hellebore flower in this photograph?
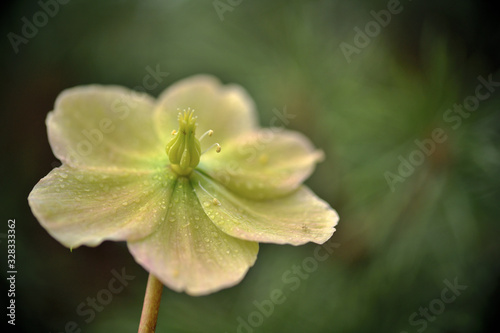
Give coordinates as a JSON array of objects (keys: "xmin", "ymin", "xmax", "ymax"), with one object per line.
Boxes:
[{"xmin": 28, "ymin": 75, "xmax": 339, "ymax": 296}]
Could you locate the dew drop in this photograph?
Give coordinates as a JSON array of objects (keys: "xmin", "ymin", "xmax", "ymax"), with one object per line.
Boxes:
[{"xmin": 259, "ymin": 154, "xmax": 269, "ymax": 165}]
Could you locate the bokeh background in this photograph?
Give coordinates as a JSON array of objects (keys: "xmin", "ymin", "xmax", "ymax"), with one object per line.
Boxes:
[{"xmin": 1, "ymin": 0, "xmax": 499, "ymax": 332}]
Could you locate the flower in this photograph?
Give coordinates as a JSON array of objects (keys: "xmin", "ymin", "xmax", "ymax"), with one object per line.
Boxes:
[{"xmin": 28, "ymin": 75, "xmax": 339, "ymax": 296}]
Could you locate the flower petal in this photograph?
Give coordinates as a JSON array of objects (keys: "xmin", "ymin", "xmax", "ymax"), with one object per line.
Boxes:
[
  {"xmin": 191, "ymin": 172, "xmax": 338, "ymax": 246},
  {"xmin": 154, "ymin": 75, "xmax": 258, "ymax": 151},
  {"xmin": 198, "ymin": 129, "xmax": 324, "ymax": 200},
  {"xmin": 28, "ymin": 165, "xmax": 176, "ymax": 248},
  {"xmin": 48, "ymin": 85, "xmax": 164, "ymax": 170},
  {"xmin": 128, "ymin": 177, "xmax": 258, "ymax": 296}
]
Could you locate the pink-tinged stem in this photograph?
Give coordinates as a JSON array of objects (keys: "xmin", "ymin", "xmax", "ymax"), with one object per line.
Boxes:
[{"xmin": 138, "ymin": 273, "xmax": 164, "ymax": 333}]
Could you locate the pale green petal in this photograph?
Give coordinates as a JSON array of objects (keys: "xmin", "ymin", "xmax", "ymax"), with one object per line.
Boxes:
[
  {"xmin": 192, "ymin": 172, "xmax": 338, "ymax": 245},
  {"xmin": 28, "ymin": 165, "xmax": 176, "ymax": 248},
  {"xmin": 48, "ymin": 85, "xmax": 164, "ymax": 170},
  {"xmin": 154, "ymin": 75, "xmax": 258, "ymax": 151},
  {"xmin": 198, "ymin": 129, "xmax": 324, "ymax": 200},
  {"xmin": 128, "ymin": 177, "xmax": 258, "ymax": 296}
]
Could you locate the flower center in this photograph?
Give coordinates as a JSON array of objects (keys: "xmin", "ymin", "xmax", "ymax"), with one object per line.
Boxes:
[
  {"xmin": 166, "ymin": 109, "xmax": 201, "ymax": 176},
  {"xmin": 166, "ymin": 109, "xmax": 221, "ymax": 176}
]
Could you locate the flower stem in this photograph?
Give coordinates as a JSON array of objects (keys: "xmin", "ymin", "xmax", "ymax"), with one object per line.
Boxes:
[{"xmin": 138, "ymin": 273, "xmax": 164, "ymax": 333}]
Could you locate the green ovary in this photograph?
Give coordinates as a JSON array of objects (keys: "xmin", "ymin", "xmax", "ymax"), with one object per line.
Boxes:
[{"xmin": 166, "ymin": 110, "xmax": 201, "ymax": 176}]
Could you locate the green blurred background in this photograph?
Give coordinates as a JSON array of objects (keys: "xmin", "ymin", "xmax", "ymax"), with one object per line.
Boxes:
[{"xmin": 1, "ymin": 0, "xmax": 499, "ymax": 332}]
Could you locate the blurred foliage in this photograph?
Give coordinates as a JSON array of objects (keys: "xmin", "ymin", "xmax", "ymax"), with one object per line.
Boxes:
[{"xmin": 1, "ymin": 0, "xmax": 499, "ymax": 332}]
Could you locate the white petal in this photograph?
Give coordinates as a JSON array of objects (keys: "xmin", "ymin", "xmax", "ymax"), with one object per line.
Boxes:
[
  {"xmin": 192, "ymin": 172, "xmax": 338, "ymax": 245},
  {"xmin": 28, "ymin": 165, "xmax": 176, "ymax": 248},
  {"xmin": 48, "ymin": 85, "xmax": 164, "ymax": 170},
  {"xmin": 154, "ymin": 75, "xmax": 258, "ymax": 151},
  {"xmin": 199, "ymin": 129, "xmax": 323, "ymax": 199},
  {"xmin": 128, "ymin": 177, "xmax": 258, "ymax": 296}
]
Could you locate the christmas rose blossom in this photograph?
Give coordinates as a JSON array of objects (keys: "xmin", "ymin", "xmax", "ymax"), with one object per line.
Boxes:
[{"xmin": 28, "ymin": 75, "xmax": 339, "ymax": 295}]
